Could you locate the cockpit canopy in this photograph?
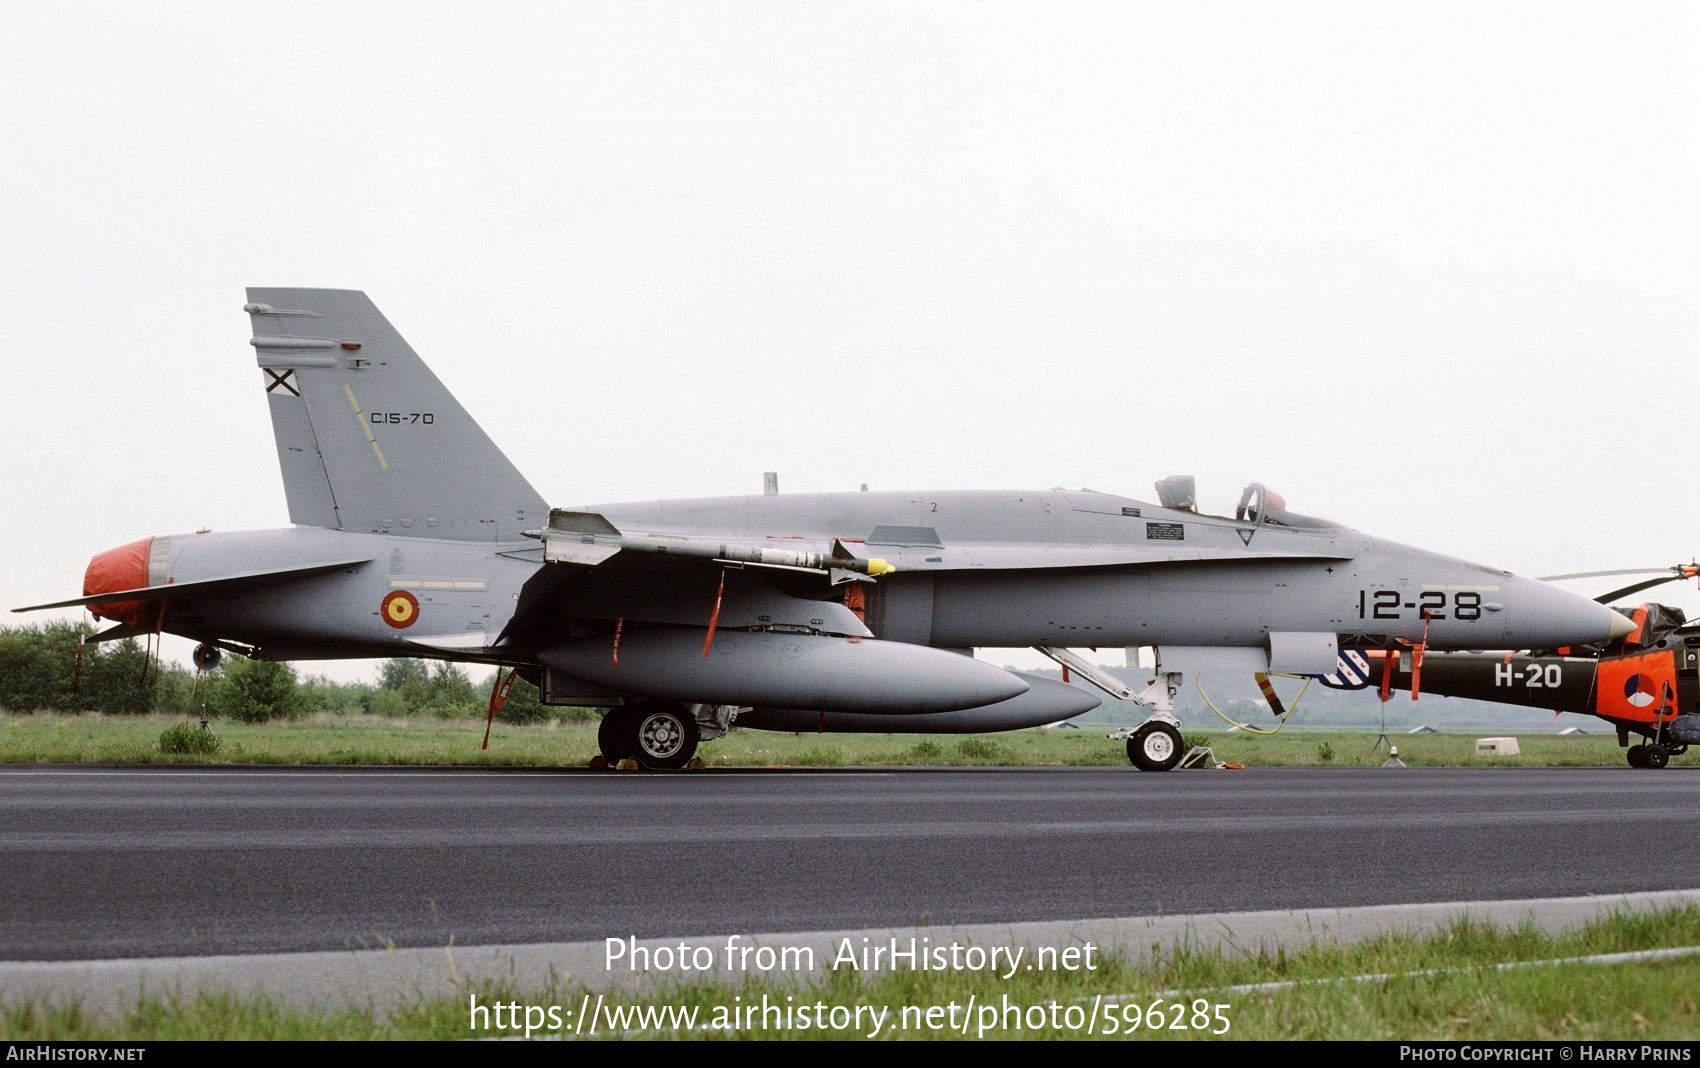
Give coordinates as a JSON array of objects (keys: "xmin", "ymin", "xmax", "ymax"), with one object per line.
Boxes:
[{"xmin": 1150, "ymin": 474, "xmax": 1335, "ymax": 529}]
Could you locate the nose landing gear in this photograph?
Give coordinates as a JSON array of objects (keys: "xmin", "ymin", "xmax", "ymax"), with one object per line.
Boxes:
[
  {"xmin": 1034, "ymin": 646, "xmax": 1189, "ymax": 772},
  {"xmin": 1128, "ymin": 720, "xmax": 1184, "ymax": 772}
]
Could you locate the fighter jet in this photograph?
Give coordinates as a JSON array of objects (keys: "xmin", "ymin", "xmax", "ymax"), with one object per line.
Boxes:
[{"xmin": 14, "ymin": 289, "xmax": 1635, "ymax": 771}]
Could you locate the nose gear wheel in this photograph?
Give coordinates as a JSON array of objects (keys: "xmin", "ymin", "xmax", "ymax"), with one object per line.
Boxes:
[{"xmin": 1128, "ymin": 721, "xmax": 1184, "ymax": 772}]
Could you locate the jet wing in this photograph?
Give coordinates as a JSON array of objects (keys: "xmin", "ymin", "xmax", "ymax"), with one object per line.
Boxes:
[
  {"xmin": 500, "ymin": 513, "xmax": 1349, "ymax": 653},
  {"xmin": 532, "ymin": 510, "xmax": 894, "ymax": 582},
  {"xmin": 530, "ymin": 509, "xmax": 1349, "ymax": 579},
  {"xmin": 860, "ymin": 544, "xmax": 1351, "ymax": 570},
  {"xmin": 12, "ymin": 559, "xmax": 374, "ymax": 612}
]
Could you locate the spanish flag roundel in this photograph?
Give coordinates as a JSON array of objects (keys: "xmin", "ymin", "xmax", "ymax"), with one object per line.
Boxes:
[{"xmin": 381, "ymin": 590, "xmax": 420, "ymax": 629}]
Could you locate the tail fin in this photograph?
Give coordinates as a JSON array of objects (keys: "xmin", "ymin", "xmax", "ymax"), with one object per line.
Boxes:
[{"xmin": 246, "ymin": 288, "xmax": 547, "ymax": 541}]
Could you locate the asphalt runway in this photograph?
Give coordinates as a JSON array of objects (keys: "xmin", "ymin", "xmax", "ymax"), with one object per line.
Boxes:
[{"xmin": 2, "ymin": 765, "xmax": 1694, "ymax": 962}]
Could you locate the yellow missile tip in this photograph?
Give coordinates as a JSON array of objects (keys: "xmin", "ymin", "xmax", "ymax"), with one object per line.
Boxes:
[{"xmin": 868, "ymin": 558, "xmax": 896, "ymax": 575}]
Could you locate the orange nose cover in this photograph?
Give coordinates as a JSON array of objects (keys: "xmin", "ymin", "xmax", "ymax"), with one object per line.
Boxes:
[{"xmin": 84, "ymin": 538, "xmax": 160, "ymax": 629}]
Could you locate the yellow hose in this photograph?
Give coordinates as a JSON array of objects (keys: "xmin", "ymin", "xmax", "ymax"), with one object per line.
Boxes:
[{"xmin": 1195, "ymin": 673, "xmax": 1311, "ymax": 736}]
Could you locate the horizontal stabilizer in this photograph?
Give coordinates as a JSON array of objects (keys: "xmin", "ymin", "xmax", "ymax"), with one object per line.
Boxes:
[
  {"xmin": 12, "ymin": 559, "xmax": 372, "ymax": 613},
  {"xmin": 83, "ymin": 623, "xmax": 151, "ymax": 645}
]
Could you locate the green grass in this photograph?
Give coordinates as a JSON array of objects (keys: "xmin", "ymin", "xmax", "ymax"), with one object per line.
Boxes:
[
  {"xmin": 9, "ymin": 908, "xmax": 1700, "ymax": 1039},
  {"xmin": 157, "ymin": 720, "xmax": 222, "ymax": 755},
  {"xmin": 0, "ymin": 712, "xmax": 1687, "ymax": 768}
]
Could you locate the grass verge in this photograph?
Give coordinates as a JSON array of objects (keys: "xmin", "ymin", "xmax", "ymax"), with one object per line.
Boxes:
[
  {"xmin": 0, "ymin": 712, "xmax": 1688, "ymax": 768},
  {"xmin": 8, "ymin": 908, "xmax": 1700, "ymax": 1039}
]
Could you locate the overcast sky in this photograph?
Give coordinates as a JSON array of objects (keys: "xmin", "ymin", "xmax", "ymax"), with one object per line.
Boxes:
[{"xmin": 3, "ymin": 2, "xmax": 1696, "ymax": 682}]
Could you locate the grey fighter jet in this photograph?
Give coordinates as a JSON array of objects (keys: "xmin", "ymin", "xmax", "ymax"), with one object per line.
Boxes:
[{"xmin": 15, "ymin": 289, "xmax": 1635, "ymax": 771}]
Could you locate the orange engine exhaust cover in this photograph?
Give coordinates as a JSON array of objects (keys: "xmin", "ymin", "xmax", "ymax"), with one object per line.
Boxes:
[{"xmin": 83, "ymin": 537, "xmax": 160, "ymax": 629}]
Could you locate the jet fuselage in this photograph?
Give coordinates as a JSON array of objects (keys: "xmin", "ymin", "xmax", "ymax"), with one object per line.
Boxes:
[{"xmin": 133, "ymin": 487, "xmax": 1616, "ymax": 663}]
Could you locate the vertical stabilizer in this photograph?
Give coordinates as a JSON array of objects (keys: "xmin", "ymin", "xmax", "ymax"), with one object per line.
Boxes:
[{"xmin": 245, "ymin": 288, "xmax": 547, "ymax": 541}]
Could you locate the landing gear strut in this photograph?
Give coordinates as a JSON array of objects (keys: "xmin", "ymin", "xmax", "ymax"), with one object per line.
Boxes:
[{"xmin": 1034, "ymin": 646, "xmax": 1186, "ymax": 772}]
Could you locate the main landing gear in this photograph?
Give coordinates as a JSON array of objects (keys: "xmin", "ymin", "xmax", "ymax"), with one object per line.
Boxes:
[
  {"xmin": 598, "ymin": 701, "xmax": 701, "ymax": 770},
  {"xmin": 1620, "ymin": 719, "xmax": 1688, "ymax": 770},
  {"xmin": 1627, "ymin": 743, "xmax": 1679, "ymax": 770}
]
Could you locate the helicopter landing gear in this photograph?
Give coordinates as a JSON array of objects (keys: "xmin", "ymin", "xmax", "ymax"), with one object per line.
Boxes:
[{"xmin": 1627, "ymin": 742, "xmax": 1676, "ymax": 769}]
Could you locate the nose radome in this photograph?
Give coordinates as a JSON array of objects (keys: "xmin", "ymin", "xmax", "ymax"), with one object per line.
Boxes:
[
  {"xmin": 1505, "ymin": 575, "xmax": 1640, "ymax": 651},
  {"xmin": 1608, "ymin": 609, "xmax": 1637, "ymax": 641}
]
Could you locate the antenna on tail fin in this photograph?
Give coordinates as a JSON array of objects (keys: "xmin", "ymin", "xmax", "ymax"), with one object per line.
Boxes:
[{"xmin": 245, "ymin": 288, "xmax": 547, "ymax": 541}]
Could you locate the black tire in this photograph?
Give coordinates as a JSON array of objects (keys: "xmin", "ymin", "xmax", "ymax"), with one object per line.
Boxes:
[
  {"xmin": 598, "ymin": 707, "xmax": 636, "ymax": 764},
  {"xmin": 630, "ymin": 703, "xmax": 700, "ymax": 771},
  {"xmin": 1645, "ymin": 744, "xmax": 1671, "ymax": 770},
  {"xmin": 1128, "ymin": 721, "xmax": 1184, "ymax": 772},
  {"xmin": 1627, "ymin": 744, "xmax": 1648, "ymax": 769}
]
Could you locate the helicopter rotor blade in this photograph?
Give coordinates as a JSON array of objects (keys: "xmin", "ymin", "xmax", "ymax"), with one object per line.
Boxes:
[{"xmin": 1594, "ymin": 575, "xmax": 1689, "ymax": 605}]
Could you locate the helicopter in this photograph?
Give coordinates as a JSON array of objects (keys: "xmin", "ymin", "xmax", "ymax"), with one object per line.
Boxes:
[{"xmin": 1314, "ymin": 564, "xmax": 1700, "ymax": 769}]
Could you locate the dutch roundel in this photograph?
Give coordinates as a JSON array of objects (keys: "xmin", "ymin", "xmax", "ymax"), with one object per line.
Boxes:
[{"xmin": 1623, "ymin": 673, "xmax": 1657, "ymax": 709}]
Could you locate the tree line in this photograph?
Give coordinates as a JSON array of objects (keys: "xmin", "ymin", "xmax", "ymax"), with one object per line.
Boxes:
[{"xmin": 0, "ymin": 621, "xmax": 586, "ymax": 723}]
